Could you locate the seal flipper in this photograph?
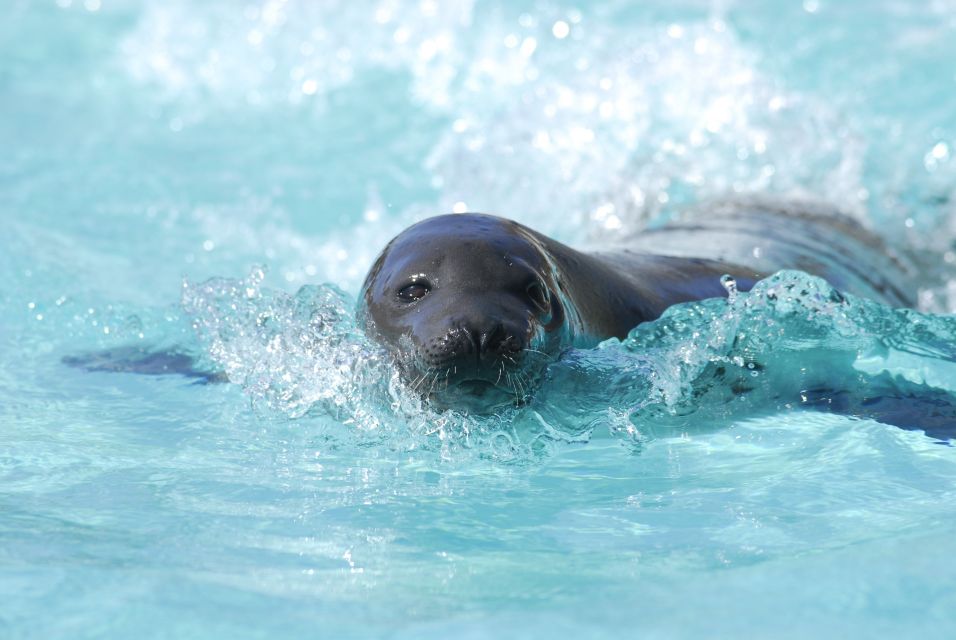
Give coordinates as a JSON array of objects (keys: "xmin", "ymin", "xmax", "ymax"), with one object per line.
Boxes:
[
  {"xmin": 63, "ymin": 346, "xmax": 227, "ymax": 384},
  {"xmin": 799, "ymin": 375, "xmax": 956, "ymax": 443}
]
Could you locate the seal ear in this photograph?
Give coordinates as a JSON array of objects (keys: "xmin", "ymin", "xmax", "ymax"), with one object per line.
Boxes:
[{"xmin": 543, "ymin": 288, "xmax": 565, "ymax": 333}]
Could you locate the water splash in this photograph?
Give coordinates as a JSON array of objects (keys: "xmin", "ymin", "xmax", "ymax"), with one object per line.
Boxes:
[
  {"xmin": 426, "ymin": 18, "xmax": 865, "ymax": 239},
  {"xmin": 181, "ymin": 267, "xmax": 383, "ymax": 420},
  {"xmin": 180, "ymin": 268, "xmax": 592, "ymax": 462},
  {"xmin": 117, "ymin": 2, "xmax": 892, "ymax": 280},
  {"xmin": 120, "ymin": 0, "xmax": 475, "ymax": 109},
  {"xmin": 180, "ymin": 268, "xmax": 956, "ymax": 458},
  {"xmin": 579, "ymin": 271, "xmax": 956, "ymax": 439}
]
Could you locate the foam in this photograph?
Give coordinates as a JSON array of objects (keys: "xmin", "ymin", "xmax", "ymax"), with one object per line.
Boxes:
[{"xmin": 120, "ymin": 2, "xmax": 880, "ymax": 286}]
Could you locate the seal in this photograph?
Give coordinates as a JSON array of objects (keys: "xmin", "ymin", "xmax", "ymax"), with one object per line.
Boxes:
[
  {"xmin": 65, "ymin": 198, "xmax": 918, "ymax": 415},
  {"xmin": 358, "ymin": 202, "xmax": 917, "ymax": 409}
]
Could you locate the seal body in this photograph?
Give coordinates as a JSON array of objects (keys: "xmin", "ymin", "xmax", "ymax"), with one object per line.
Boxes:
[
  {"xmin": 358, "ymin": 202, "xmax": 916, "ymax": 408},
  {"xmin": 622, "ymin": 199, "xmax": 916, "ymax": 308}
]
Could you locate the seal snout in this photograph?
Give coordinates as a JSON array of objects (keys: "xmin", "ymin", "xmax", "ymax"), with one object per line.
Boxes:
[
  {"xmin": 423, "ymin": 319, "xmax": 528, "ymax": 376},
  {"xmin": 473, "ymin": 323, "xmax": 524, "ymax": 363}
]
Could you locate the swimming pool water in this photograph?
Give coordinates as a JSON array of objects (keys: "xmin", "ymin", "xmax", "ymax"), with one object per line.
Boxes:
[{"xmin": 3, "ymin": 1, "xmax": 956, "ymax": 637}]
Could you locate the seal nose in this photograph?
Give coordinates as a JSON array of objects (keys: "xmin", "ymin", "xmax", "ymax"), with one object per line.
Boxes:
[
  {"xmin": 422, "ymin": 315, "xmax": 527, "ymax": 373},
  {"xmin": 469, "ymin": 322, "xmax": 523, "ymax": 363}
]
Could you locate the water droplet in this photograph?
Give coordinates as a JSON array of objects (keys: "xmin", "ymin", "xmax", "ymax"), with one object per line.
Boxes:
[{"xmin": 720, "ymin": 274, "xmax": 738, "ymax": 300}]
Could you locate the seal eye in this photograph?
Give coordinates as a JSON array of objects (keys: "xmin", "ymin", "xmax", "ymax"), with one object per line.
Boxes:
[
  {"xmin": 397, "ymin": 282, "xmax": 430, "ymax": 303},
  {"xmin": 526, "ymin": 280, "xmax": 551, "ymax": 314}
]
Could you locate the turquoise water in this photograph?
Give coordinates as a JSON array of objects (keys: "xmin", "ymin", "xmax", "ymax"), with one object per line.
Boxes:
[{"xmin": 4, "ymin": 0, "xmax": 956, "ymax": 637}]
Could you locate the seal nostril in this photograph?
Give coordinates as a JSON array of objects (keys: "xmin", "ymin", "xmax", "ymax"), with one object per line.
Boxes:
[
  {"xmin": 478, "ymin": 324, "xmax": 506, "ymax": 353},
  {"xmin": 498, "ymin": 337, "xmax": 522, "ymax": 357},
  {"xmin": 425, "ymin": 321, "xmax": 528, "ymax": 372},
  {"xmin": 482, "ymin": 326, "xmax": 526, "ymax": 360}
]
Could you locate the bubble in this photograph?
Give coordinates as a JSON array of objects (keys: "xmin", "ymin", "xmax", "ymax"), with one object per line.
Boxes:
[
  {"xmin": 393, "ymin": 27, "xmax": 410, "ymax": 44},
  {"xmin": 301, "ymin": 79, "xmax": 318, "ymax": 95},
  {"xmin": 925, "ymin": 141, "xmax": 951, "ymax": 171}
]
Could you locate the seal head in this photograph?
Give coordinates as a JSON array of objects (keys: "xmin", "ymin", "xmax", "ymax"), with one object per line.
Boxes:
[{"xmin": 359, "ymin": 214, "xmax": 573, "ymax": 410}]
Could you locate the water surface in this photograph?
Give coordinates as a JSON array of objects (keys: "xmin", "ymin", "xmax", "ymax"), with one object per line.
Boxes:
[{"xmin": 3, "ymin": 1, "xmax": 956, "ymax": 637}]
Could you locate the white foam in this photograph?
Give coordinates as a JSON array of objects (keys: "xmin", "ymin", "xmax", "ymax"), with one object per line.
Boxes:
[{"xmin": 120, "ymin": 2, "xmax": 869, "ymax": 258}]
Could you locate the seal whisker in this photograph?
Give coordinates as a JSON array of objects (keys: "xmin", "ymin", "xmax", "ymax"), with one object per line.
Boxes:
[
  {"xmin": 507, "ymin": 372, "xmax": 525, "ymax": 404},
  {"xmin": 426, "ymin": 370, "xmax": 442, "ymax": 397},
  {"xmin": 522, "ymin": 347, "xmax": 553, "ymax": 360},
  {"xmin": 505, "ymin": 373, "xmax": 516, "ymax": 402},
  {"xmin": 410, "ymin": 372, "xmax": 429, "ymax": 393}
]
